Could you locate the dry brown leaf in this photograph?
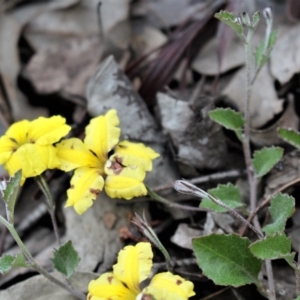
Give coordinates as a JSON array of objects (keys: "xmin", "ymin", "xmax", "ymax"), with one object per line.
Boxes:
[
  {"xmin": 264, "ymin": 150, "xmax": 300, "ymax": 197},
  {"xmin": 0, "ymin": 12, "xmax": 47, "ymax": 120},
  {"xmin": 87, "ymin": 55, "xmax": 163, "ymax": 143},
  {"xmin": 222, "ymin": 65, "xmax": 283, "ymax": 128},
  {"xmin": 24, "ymin": 36, "xmax": 101, "ymax": 96},
  {"xmin": 64, "ymin": 192, "xmax": 147, "ymax": 273},
  {"xmin": 250, "ymin": 97, "xmax": 299, "ymax": 146},
  {"xmin": 131, "ymin": 25, "xmax": 167, "ymax": 57},
  {"xmin": 270, "ymin": 23, "xmax": 300, "ymax": 85},
  {"xmin": 0, "ymin": 271, "xmax": 96, "ymax": 300},
  {"xmin": 171, "ymin": 223, "xmax": 202, "ymax": 250},
  {"xmin": 192, "ymin": 36, "xmax": 245, "ymax": 75},
  {"xmin": 157, "ymin": 93, "xmax": 227, "ymax": 172},
  {"xmin": 25, "ymin": 0, "xmax": 130, "ymax": 52}
]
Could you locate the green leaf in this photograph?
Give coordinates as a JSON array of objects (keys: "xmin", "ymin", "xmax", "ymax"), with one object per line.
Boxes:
[
  {"xmin": 0, "ymin": 253, "xmax": 26, "ymax": 274},
  {"xmin": 200, "ymin": 183, "xmax": 243, "ymax": 213},
  {"xmin": 192, "ymin": 234, "xmax": 262, "ymax": 287},
  {"xmin": 263, "ymin": 193, "xmax": 295, "ymax": 235},
  {"xmin": 2, "ymin": 170, "xmax": 22, "ymax": 223},
  {"xmin": 252, "ymin": 147, "xmax": 283, "ymax": 178},
  {"xmin": 208, "ymin": 108, "xmax": 245, "ymax": 132},
  {"xmin": 251, "ymin": 11, "xmax": 260, "ymax": 29},
  {"xmin": 293, "ymin": 296, "xmax": 300, "ymax": 300},
  {"xmin": 255, "ymin": 30, "xmax": 277, "ymax": 70},
  {"xmin": 284, "ymin": 252, "xmax": 296, "ymax": 270},
  {"xmin": 278, "ymin": 128, "xmax": 300, "ymax": 150},
  {"xmin": 249, "ymin": 233, "xmax": 291, "ymax": 260},
  {"xmin": 255, "ymin": 37, "xmax": 266, "ymax": 69},
  {"xmin": 51, "ymin": 241, "xmax": 80, "ymax": 278},
  {"xmin": 214, "ymin": 11, "xmax": 245, "ymax": 41},
  {"xmin": 267, "ymin": 30, "xmax": 277, "ymax": 50}
]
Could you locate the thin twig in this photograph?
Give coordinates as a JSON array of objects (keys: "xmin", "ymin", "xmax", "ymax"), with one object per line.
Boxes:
[
  {"xmin": 147, "ymin": 187, "xmax": 209, "ymax": 212},
  {"xmin": 199, "ymin": 287, "xmax": 230, "ymax": 300},
  {"xmin": 153, "ymin": 169, "xmax": 245, "ymax": 192},
  {"xmin": 35, "ymin": 176, "xmax": 61, "ymax": 245}
]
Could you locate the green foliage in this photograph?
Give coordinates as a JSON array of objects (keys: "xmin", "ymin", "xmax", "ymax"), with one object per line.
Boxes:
[
  {"xmin": 2, "ymin": 170, "xmax": 22, "ymax": 223},
  {"xmin": 263, "ymin": 193, "xmax": 295, "ymax": 235},
  {"xmin": 249, "ymin": 233, "xmax": 291, "ymax": 260},
  {"xmin": 251, "ymin": 11, "xmax": 260, "ymax": 29},
  {"xmin": 0, "ymin": 253, "xmax": 26, "ymax": 274},
  {"xmin": 278, "ymin": 128, "xmax": 300, "ymax": 150},
  {"xmin": 252, "ymin": 147, "xmax": 283, "ymax": 178},
  {"xmin": 255, "ymin": 30, "xmax": 277, "ymax": 70},
  {"xmin": 200, "ymin": 183, "xmax": 243, "ymax": 212},
  {"xmin": 284, "ymin": 253, "xmax": 296, "ymax": 270},
  {"xmin": 208, "ymin": 108, "xmax": 245, "ymax": 138},
  {"xmin": 214, "ymin": 11, "xmax": 245, "ymax": 41},
  {"xmin": 51, "ymin": 241, "xmax": 80, "ymax": 278},
  {"xmin": 192, "ymin": 234, "xmax": 262, "ymax": 287}
]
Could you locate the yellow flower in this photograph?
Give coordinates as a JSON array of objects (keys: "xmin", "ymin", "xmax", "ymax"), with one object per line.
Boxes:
[
  {"xmin": 87, "ymin": 242, "xmax": 195, "ymax": 300},
  {"xmin": 0, "ymin": 116, "xmax": 71, "ymax": 184},
  {"xmin": 56, "ymin": 109, "xmax": 159, "ymax": 215}
]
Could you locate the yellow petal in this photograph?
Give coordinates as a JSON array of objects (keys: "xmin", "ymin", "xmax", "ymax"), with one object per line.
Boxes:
[
  {"xmin": 6, "ymin": 144, "xmax": 57, "ymax": 179},
  {"xmin": 104, "ymin": 155, "xmax": 146, "ymax": 181},
  {"xmin": 65, "ymin": 167, "xmax": 104, "ymax": 215},
  {"xmin": 84, "ymin": 109, "xmax": 120, "ymax": 164},
  {"xmin": 139, "ymin": 272, "xmax": 195, "ymax": 300},
  {"xmin": 4, "ymin": 152, "xmax": 24, "ymax": 184},
  {"xmin": 113, "ymin": 242, "xmax": 153, "ymax": 294},
  {"xmin": 0, "ymin": 136, "xmax": 18, "ymax": 164},
  {"xmin": 5, "ymin": 120, "xmax": 30, "ymax": 145},
  {"xmin": 28, "ymin": 116, "xmax": 71, "ymax": 145},
  {"xmin": 115, "ymin": 141, "xmax": 159, "ymax": 171},
  {"xmin": 87, "ymin": 272, "xmax": 136, "ymax": 300},
  {"xmin": 56, "ymin": 138, "xmax": 102, "ymax": 172},
  {"xmin": 105, "ymin": 175, "xmax": 147, "ymax": 200}
]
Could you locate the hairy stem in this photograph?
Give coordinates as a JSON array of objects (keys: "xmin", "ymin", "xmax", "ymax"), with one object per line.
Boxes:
[
  {"xmin": 35, "ymin": 175, "xmax": 61, "ymax": 245},
  {"xmin": 242, "ymin": 28, "xmax": 257, "ymax": 213},
  {"xmin": 147, "ymin": 186, "xmax": 208, "ymax": 212}
]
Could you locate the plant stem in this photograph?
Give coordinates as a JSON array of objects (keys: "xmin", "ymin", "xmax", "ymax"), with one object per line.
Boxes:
[
  {"xmin": 147, "ymin": 186, "xmax": 208, "ymax": 212},
  {"xmin": 295, "ymin": 267, "xmax": 300, "ymax": 296},
  {"xmin": 265, "ymin": 260, "xmax": 276, "ymax": 300},
  {"xmin": 242, "ymin": 28, "xmax": 257, "ymax": 214},
  {"xmin": 35, "ymin": 175, "xmax": 61, "ymax": 245},
  {"xmin": 0, "ymin": 215, "xmax": 85, "ymax": 300},
  {"xmin": 132, "ymin": 212, "xmax": 173, "ymax": 272}
]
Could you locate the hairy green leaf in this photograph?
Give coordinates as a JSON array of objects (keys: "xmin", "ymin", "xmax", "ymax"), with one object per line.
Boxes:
[
  {"xmin": 193, "ymin": 234, "xmax": 262, "ymax": 287},
  {"xmin": 2, "ymin": 170, "xmax": 22, "ymax": 224},
  {"xmin": 255, "ymin": 30, "xmax": 277, "ymax": 70},
  {"xmin": 263, "ymin": 193, "xmax": 295, "ymax": 235},
  {"xmin": 208, "ymin": 108, "xmax": 244, "ymax": 132},
  {"xmin": 252, "ymin": 147, "xmax": 283, "ymax": 177},
  {"xmin": 0, "ymin": 253, "xmax": 26, "ymax": 274},
  {"xmin": 215, "ymin": 11, "xmax": 245, "ymax": 41},
  {"xmin": 278, "ymin": 128, "xmax": 300, "ymax": 150},
  {"xmin": 200, "ymin": 183, "xmax": 242, "ymax": 212},
  {"xmin": 251, "ymin": 11, "xmax": 260, "ymax": 29},
  {"xmin": 249, "ymin": 233, "xmax": 291, "ymax": 260},
  {"xmin": 52, "ymin": 241, "xmax": 80, "ymax": 278}
]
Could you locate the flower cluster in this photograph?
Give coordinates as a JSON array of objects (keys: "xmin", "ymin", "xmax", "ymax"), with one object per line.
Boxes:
[
  {"xmin": 0, "ymin": 110, "xmax": 159, "ymax": 215},
  {"xmin": 55, "ymin": 109, "xmax": 159, "ymax": 215},
  {"xmin": 87, "ymin": 242, "xmax": 195, "ymax": 300},
  {"xmin": 0, "ymin": 116, "xmax": 71, "ymax": 185}
]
